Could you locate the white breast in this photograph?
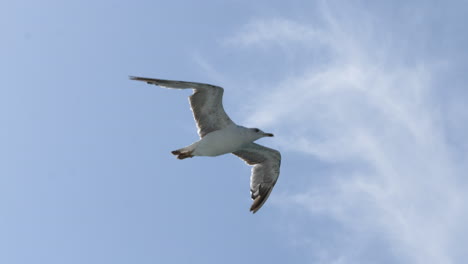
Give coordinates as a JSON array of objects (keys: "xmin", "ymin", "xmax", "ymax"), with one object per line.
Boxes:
[{"xmin": 193, "ymin": 125, "xmax": 253, "ymax": 157}]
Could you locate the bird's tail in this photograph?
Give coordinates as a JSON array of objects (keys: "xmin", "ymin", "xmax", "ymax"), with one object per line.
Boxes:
[
  {"xmin": 171, "ymin": 149, "xmax": 194, "ymax": 160},
  {"xmin": 171, "ymin": 142, "xmax": 199, "ymax": 160}
]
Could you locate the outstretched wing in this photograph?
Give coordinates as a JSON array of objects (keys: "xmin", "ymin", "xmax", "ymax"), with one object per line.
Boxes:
[
  {"xmin": 130, "ymin": 76, "xmax": 235, "ymax": 137},
  {"xmin": 233, "ymin": 143, "xmax": 281, "ymax": 213}
]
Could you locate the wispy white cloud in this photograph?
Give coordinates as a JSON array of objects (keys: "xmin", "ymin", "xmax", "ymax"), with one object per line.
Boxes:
[
  {"xmin": 224, "ymin": 2, "xmax": 468, "ymax": 264},
  {"xmin": 224, "ymin": 18, "xmax": 324, "ymax": 48}
]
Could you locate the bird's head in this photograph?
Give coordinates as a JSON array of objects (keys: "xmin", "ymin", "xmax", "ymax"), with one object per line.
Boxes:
[{"xmin": 249, "ymin": 127, "xmax": 274, "ymax": 140}]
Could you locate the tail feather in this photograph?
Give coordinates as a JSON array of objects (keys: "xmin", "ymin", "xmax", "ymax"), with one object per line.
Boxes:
[
  {"xmin": 171, "ymin": 149, "xmax": 193, "ymax": 160},
  {"xmin": 177, "ymin": 153, "xmax": 194, "ymax": 159}
]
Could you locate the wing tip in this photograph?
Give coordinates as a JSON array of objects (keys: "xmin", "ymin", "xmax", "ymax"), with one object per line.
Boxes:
[
  {"xmin": 249, "ymin": 194, "xmax": 268, "ymax": 214},
  {"xmin": 129, "ymin": 76, "xmax": 160, "ymax": 85},
  {"xmin": 250, "ymin": 184, "xmax": 276, "ymax": 214},
  {"xmin": 129, "ymin": 75, "xmax": 142, "ymax": 81},
  {"xmin": 129, "ymin": 76, "xmax": 147, "ymax": 81}
]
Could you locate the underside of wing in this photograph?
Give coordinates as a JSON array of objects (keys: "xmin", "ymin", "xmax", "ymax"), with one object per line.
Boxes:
[
  {"xmin": 130, "ymin": 76, "xmax": 234, "ymax": 137},
  {"xmin": 233, "ymin": 143, "xmax": 281, "ymax": 213},
  {"xmin": 189, "ymin": 88, "xmax": 234, "ymax": 137}
]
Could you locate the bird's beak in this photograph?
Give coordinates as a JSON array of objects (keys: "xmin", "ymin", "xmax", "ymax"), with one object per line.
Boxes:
[{"xmin": 264, "ymin": 133, "xmax": 274, "ymax": 137}]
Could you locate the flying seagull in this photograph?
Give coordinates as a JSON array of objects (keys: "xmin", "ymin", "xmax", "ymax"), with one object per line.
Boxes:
[{"xmin": 130, "ymin": 76, "xmax": 281, "ymax": 213}]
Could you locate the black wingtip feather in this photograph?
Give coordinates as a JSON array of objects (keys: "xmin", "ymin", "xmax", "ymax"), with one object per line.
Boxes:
[
  {"xmin": 129, "ymin": 76, "xmax": 144, "ymax": 81},
  {"xmin": 129, "ymin": 76, "xmax": 153, "ymax": 83},
  {"xmin": 250, "ymin": 195, "xmax": 266, "ymax": 214}
]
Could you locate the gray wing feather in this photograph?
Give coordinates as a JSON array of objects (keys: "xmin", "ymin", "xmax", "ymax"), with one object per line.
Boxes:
[
  {"xmin": 130, "ymin": 76, "xmax": 234, "ymax": 137},
  {"xmin": 233, "ymin": 143, "xmax": 281, "ymax": 213}
]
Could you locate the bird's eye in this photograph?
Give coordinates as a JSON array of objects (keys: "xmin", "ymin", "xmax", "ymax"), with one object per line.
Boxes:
[{"xmin": 253, "ymin": 128, "xmax": 260, "ymax": 133}]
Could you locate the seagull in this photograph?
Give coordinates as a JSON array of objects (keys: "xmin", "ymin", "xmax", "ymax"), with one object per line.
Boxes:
[{"xmin": 130, "ymin": 76, "xmax": 281, "ymax": 213}]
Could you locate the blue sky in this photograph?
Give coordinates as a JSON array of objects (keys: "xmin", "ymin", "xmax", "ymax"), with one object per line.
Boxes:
[{"xmin": 2, "ymin": 0, "xmax": 468, "ymax": 263}]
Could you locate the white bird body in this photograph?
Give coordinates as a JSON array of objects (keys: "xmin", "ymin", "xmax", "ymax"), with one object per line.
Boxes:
[
  {"xmin": 130, "ymin": 76, "xmax": 281, "ymax": 213},
  {"xmin": 191, "ymin": 125, "xmax": 261, "ymax": 157}
]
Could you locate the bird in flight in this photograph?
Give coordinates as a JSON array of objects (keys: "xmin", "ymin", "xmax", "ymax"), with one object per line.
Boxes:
[{"xmin": 130, "ymin": 76, "xmax": 281, "ymax": 213}]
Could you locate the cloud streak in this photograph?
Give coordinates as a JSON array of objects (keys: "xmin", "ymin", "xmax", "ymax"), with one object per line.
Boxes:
[{"xmin": 224, "ymin": 2, "xmax": 468, "ymax": 264}]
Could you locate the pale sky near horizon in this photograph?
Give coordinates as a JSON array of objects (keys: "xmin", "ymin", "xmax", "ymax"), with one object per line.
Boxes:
[{"xmin": 2, "ymin": 1, "xmax": 468, "ymax": 263}]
